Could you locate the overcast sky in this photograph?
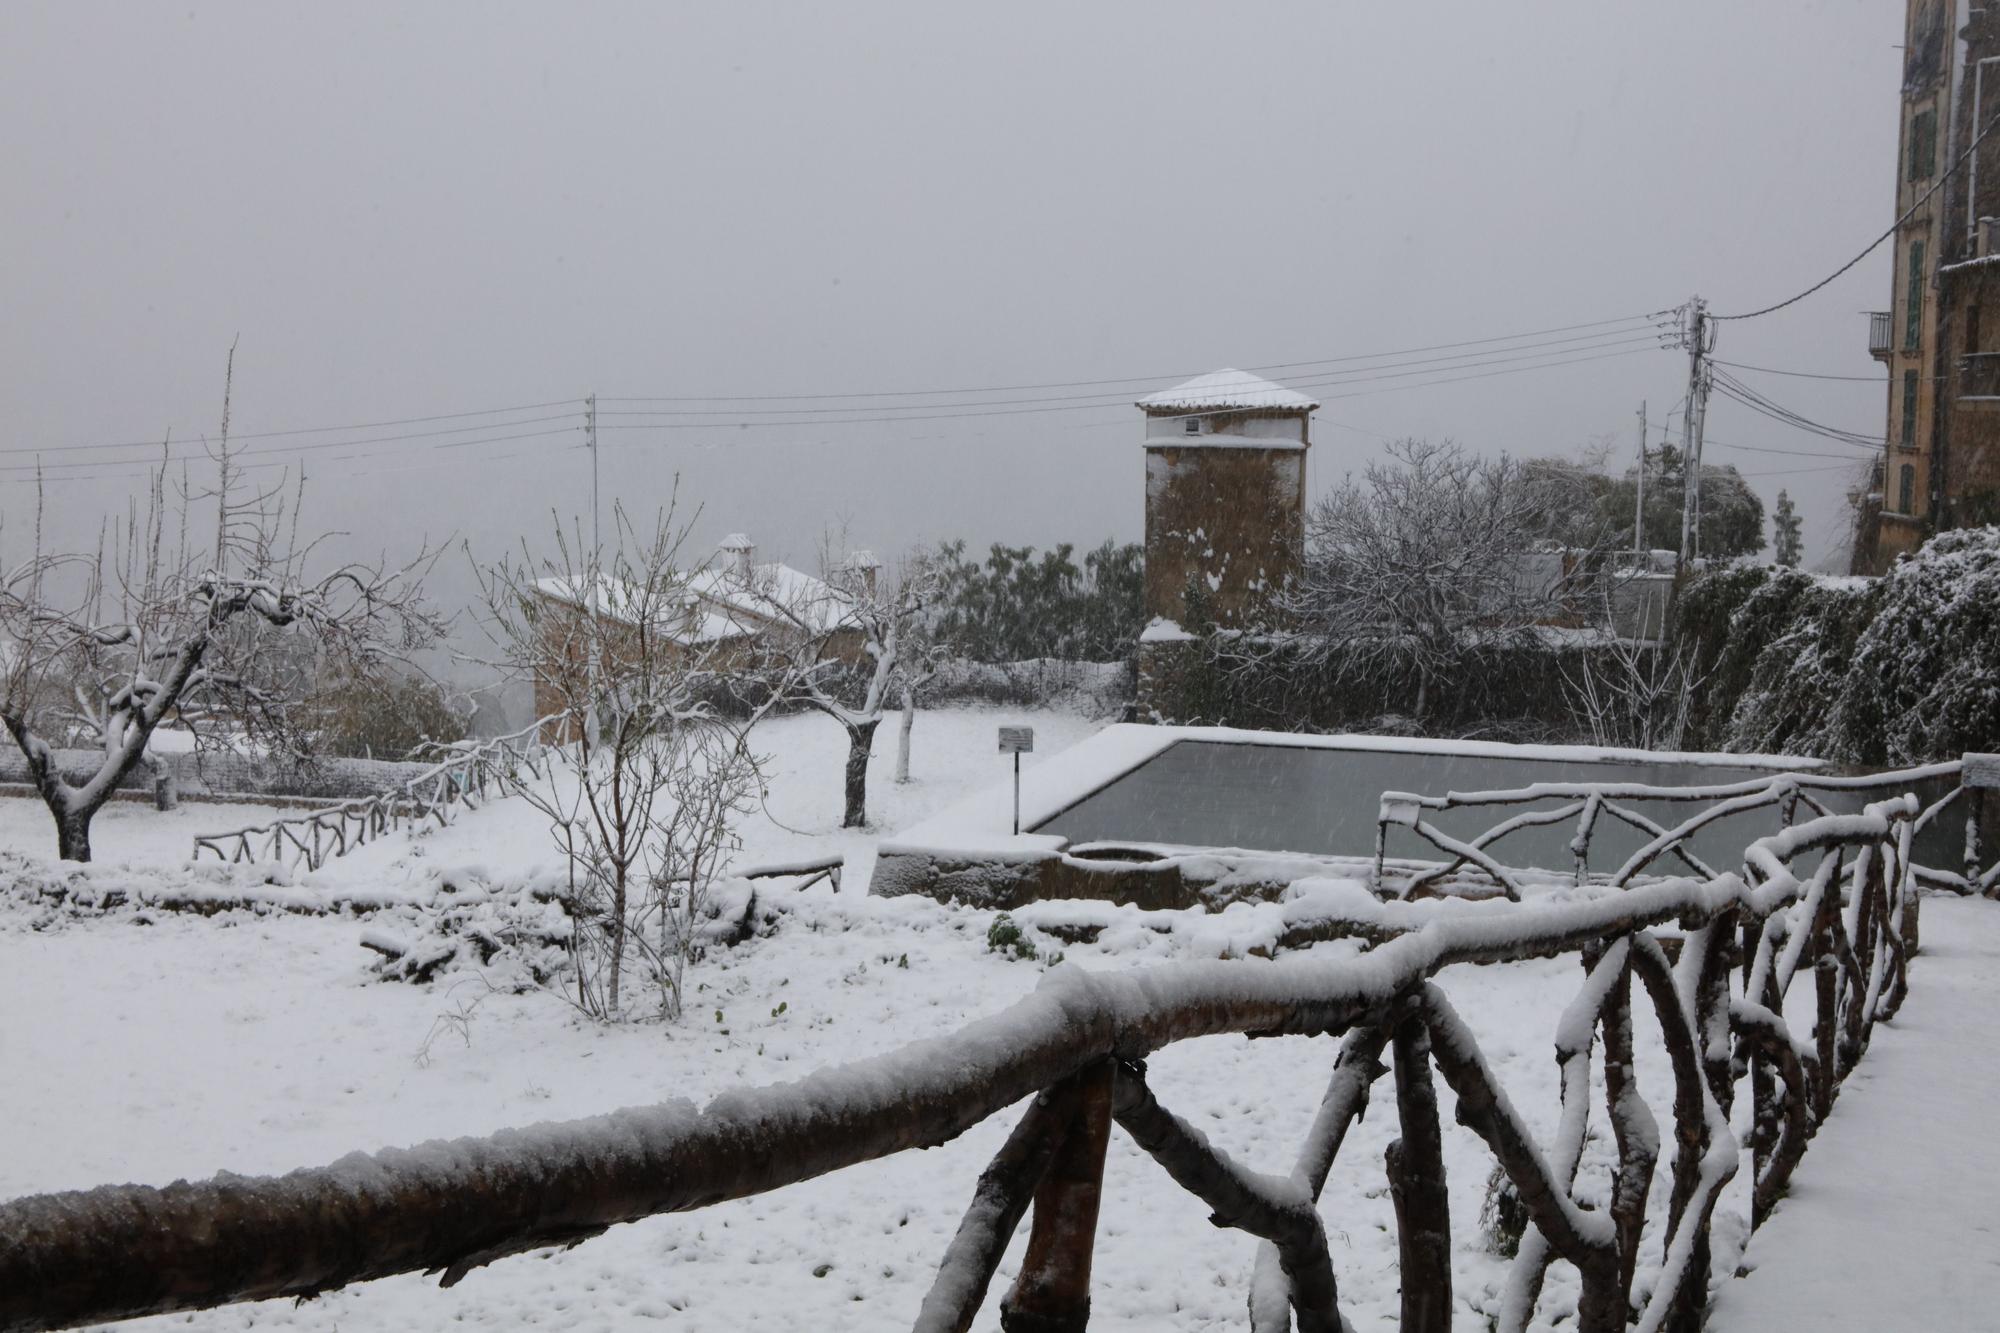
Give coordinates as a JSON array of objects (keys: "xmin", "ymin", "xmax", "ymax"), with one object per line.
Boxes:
[{"xmin": 1, "ymin": 0, "xmax": 1900, "ymax": 621}]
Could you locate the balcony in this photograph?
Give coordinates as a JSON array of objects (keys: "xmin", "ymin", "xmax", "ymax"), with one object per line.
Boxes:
[{"xmin": 1868, "ymin": 310, "xmax": 1894, "ymax": 361}]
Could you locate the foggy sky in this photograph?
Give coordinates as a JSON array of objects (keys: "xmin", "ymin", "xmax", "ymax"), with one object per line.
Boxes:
[{"xmin": 1, "ymin": 1, "xmax": 1900, "ymax": 635}]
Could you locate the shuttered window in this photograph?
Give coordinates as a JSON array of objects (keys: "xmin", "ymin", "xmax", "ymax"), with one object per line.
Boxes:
[
  {"xmin": 1907, "ymin": 240, "xmax": 1927, "ymax": 351},
  {"xmin": 1909, "ymin": 109, "xmax": 1937, "ymax": 182},
  {"xmin": 1902, "ymin": 370, "xmax": 1919, "ymax": 448},
  {"xmin": 1899, "ymin": 463, "xmax": 1917, "ymax": 515}
]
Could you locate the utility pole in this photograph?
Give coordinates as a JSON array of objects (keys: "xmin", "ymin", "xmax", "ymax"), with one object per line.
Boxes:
[
  {"xmin": 1633, "ymin": 400, "xmax": 1648, "ymax": 554},
  {"xmin": 586, "ymin": 392, "xmax": 599, "ymax": 565},
  {"xmin": 1676, "ymin": 298, "xmax": 1712, "ymax": 568},
  {"xmin": 584, "ymin": 391, "xmax": 601, "ymax": 745}
]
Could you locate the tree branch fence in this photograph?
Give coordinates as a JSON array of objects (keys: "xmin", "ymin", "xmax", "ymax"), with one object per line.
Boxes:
[
  {"xmin": 189, "ymin": 722, "xmax": 551, "ymax": 874},
  {"xmin": 1373, "ymin": 753, "xmax": 2000, "ymax": 902},
  {"xmin": 0, "ymin": 789, "xmax": 1944, "ymax": 1332}
]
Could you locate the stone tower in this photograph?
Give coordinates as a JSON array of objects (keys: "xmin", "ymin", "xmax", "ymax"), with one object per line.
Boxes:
[{"xmin": 1137, "ymin": 368, "xmax": 1317, "ymax": 631}]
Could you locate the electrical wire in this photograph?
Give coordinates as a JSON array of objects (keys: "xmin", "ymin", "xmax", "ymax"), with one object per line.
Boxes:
[
  {"xmin": 1711, "ymin": 358, "xmax": 1885, "ymax": 383},
  {"xmin": 0, "ymin": 398, "xmax": 583, "ymax": 457},
  {"xmin": 1710, "ymin": 369, "xmax": 1882, "ymax": 448},
  {"xmin": 598, "ymin": 311, "xmax": 1672, "ymax": 403},
  {"xmin": 0, "ymin": 413, "xmax": 584, "ymax": 476},
  {"xmin": 1713, "ymin": 107, "xmax": 2000, "ymax": 321},
  {"xmin": 596, "ymin": 343, "xmax": 1667, "ymax": 436},
  {"xmin": 16, "ymin": 426, "xmax": 584, "ymax": 486},
  {"xmin": 597, "ymin": 326, "xmax": 1672, "ymax": 420}
]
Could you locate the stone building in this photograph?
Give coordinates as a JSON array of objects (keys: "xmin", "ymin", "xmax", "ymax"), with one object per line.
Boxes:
[
  {"xmin": 1132, "ymin": 369, "xmax": 1317, "ymax": 715},
  {"xmin": 1857, "ymin": 0, "xmax": 2000, "ymax": 570},
  {"xmin": 528, "ymin": 534, "xmax": 866, "ymax": 741}
]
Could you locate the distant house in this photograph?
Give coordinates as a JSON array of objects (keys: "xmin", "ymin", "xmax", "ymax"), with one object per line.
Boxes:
[{"xmin": 527, "ymin": 534, "xmax": 870, "ymax": 739}]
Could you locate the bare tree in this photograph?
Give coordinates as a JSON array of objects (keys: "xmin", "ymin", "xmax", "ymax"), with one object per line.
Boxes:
[
  {"xmin": 473, "ymin": 503, "xmax": 767, "ymax": 1021},
  {"xmin": 0, "ymin": 376, "xmax": 442, "ymax": 862},
  {"xmin": 756, "ymin": 545, "xmax": 943, "ymax": 827},
  {"xmin": 1274, "ymin": 439, "xmax": 1586, "ymax": 719},
  {"xmin": 1557, "ymin": 581, "xmax": 1706, "ymax": 751}
]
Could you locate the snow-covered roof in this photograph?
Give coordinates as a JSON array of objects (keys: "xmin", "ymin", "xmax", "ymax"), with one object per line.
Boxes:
[
  {"xmin": 530, "ymin": 574, "xmax": 757, "ymax": 646},
  {"xmin": 685, "ymin": 561, "xmax": 858, "ymax": 635},
  {"xmin": 534, "ymin": 557, "xmax": 861, "ymax": 644},
  {"xmin": 1137, "ymin": 369, "xmax": 1319, "ymax": 413}
]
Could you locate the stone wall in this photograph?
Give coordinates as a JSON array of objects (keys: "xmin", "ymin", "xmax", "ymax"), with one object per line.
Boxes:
[{"xmin": 1143, "ymin": 443, "xmax": 1303, "ymax": 628}]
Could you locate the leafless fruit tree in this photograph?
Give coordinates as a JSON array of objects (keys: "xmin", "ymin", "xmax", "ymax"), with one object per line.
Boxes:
[
  {"xmin": 0, "ymin": 369, "xmax": 442, "ymax": 862},
  {"xmin": 474, "ymin": 502, "xmax": 771, "ymax": 1021},
  {"xmin": 757, "ymin": 545, "xmax": 944, "ymax": 828}
]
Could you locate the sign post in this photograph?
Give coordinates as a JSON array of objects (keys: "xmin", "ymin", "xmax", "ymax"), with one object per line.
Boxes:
[{"xmin": 998, "ymin": 725, "xmax": 1035, "ymax": 835}]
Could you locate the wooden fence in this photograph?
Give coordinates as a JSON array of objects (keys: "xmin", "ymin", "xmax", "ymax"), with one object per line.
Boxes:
[
  {"xmin": 1372, "ymin": 752, "xmax": 1998, "ymax": 901},
  {"xmin": 189, "ymin": 724, "xmax": 549, "ymax": 873},
  {"xmin": 0, "ymin": 795, "xmax": 1928, "ymax": 1332}
]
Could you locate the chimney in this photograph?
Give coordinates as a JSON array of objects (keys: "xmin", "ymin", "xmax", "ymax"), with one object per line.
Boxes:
[
  {"xmin": 719, "ymin": 532, "xmax": 755, "ymax": 581},
  {"xmin": 845, "ymin": 549, "xmax": 881, "ymax": 599}
]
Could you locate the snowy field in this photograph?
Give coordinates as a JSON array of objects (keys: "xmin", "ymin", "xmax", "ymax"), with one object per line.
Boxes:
[{"xmin": 0, "ymin": 705, "xmax": 1946, "ymax": 1331}]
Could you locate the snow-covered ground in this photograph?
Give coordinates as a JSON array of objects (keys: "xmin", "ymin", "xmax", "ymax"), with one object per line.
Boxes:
[
  {"xmin": 1706, "ymin": 892, "xmax": 2000, "ymax": 1332},
  {"xmin": 0, "ymin": 705, "xmax": 1982, "ymax": 1330}
]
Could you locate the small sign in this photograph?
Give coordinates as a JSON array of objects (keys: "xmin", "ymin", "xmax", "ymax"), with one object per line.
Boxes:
[
  {"xmin": 1965, "ymin": 753, "xmax": 2000, "ymax": 790},
  {"xmin": 998, "ymin": 726, "xmax": 1036, "ymax": 755}
]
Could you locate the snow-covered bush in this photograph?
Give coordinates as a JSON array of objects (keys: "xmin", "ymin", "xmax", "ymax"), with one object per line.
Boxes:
[
  {"xmin": 1672, "ymin": 528, "xmax": 2000, "ymax": 764},
  {"xmin": 1831, "ymin": 527, "xmax": 2000, "ymax": 764}
]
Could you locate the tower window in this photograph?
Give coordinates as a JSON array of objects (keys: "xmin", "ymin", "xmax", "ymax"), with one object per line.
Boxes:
[
  {"xmin": 1909, "ymin": 108, "xmax": 1937, "ymax": 183},
  {"xmin": 1899, "ymin": 463, "xmax": 1917, "ymax": 515},
  {"xmin": 1902, "ymin": 370, "xmax": 1919, "ymax": 448},
  {"xmin": 1183, "ymin": 416, "xmax": 1201, "ymax": 435},
  {"xmin": 1906, "ymin": 239, "xmax": 1927, "ymax": 351}
]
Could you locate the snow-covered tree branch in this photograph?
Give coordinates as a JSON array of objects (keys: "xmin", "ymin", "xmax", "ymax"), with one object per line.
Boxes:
[{"xmin": 0, "ymin": 371, "xmax": 443, "ymax": 861}]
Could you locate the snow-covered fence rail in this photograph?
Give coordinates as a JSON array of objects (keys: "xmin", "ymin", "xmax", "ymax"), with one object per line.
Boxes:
[
  {"xmin": 189, "ymin": 724, "xmax": 551, "ymax": 874},
  {"xmin": 1372, "ymin": 753, "xmax": 1998, "ymax": 900},
  {"xmin": 0, "ymin": 803, "xmax": 1925, "ymax": 1333}
]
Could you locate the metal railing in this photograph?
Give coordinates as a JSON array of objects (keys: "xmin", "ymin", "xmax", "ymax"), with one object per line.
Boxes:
[
  {"xmin": 190, "ymin": 723, "xmax": 551, "ymax": 873},
  {"xmin": 1868, "ymin": 310, "xmax": 1893, "ymax": 360},
  {"xmin": 0, "ymin": 798, "xmax": 1929, "ymax": 1333}
]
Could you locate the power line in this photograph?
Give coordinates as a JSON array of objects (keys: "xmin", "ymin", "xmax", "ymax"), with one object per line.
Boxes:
[
  {"xmin": 1713, "ymin": 106, "xmax": 2000, "ymax": 321},
  {"xmin": 1737, "ymin": 461, "xmax": 1869, "ymax": 478},
  {"xmin": 1711, "ymin": 358, "xmax": 1885, "ymax": 383},
  {"xmin": 15, "ymin": 426, "xmax": 583, "ymax": 486},
  {"xmin": 597, "ymin": 344, "xmax": 1667, "ymax": 436},
  {"xmin": 0, "ymin": 413, "xmax": 584, "ymax": 475},
  {"xmin": 598, "ymin": 328, "xmax": 1672, "ymax": 421},
  {"xmin": 1710, "ymin": 369, "xmax": 1881, "ymax": 447},
  {"xmin": 0, "ymin": 398, "xmax": 582, "ymax": 458},
  {"xmin": 1705, "ymin": 437, "xmax": 1880, "ymax": 462},
  {"xmin": 598, "ymin": 311, "xmax": 1670, "ymax": 403}
]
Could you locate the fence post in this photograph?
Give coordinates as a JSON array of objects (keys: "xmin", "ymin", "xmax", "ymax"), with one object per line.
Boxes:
[
  {"xmin": 1000, "ymin": 1059, "xmax": 1114, "ymax": 1332},
  {"xmin": 1385, "ymin": 1011, "xmax": 1450, "ymax": 1333}
]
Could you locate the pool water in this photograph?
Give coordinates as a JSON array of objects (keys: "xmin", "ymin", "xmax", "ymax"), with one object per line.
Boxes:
[{"xmin": 1033, "ymin": 740, "xmax": 1939, "ymax": 877}]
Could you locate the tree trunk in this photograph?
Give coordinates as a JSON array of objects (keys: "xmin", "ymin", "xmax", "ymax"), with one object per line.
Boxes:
[
  {"xmin": 896, "ymin": 688, "xmax": 915, "ymax": 784},
  {"xmin": 56, "ymin": 804, "xmax": 96, "ymax": 863},
  {"xmin": 842, "ymin": 719, "xmax": 880, "ymax": 828},
  {"xmin": 607, "ymin": 870, "xmax": 627, "ymax": 1019},
  {"xmin": 1386, "ymin": 1018, "xmax": 1451, "ymax": 1333}
]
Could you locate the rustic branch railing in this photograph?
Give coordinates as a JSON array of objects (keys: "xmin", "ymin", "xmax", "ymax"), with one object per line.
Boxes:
[
  {"xmin": 1373, "ymin": 752, "xmax": 1998, "ymax": 899},
  {"xmin": 189, "ymin": 723, "xmax": 551, "ymax": 873},
  {"xmin": 0, "ymin": 798, "xmax": 1928, "ymax": 1333}
]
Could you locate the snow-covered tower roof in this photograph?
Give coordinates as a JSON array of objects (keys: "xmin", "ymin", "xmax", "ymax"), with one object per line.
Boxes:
[{"xmin": 1136, "ymin": 369, "xmax": 1319, "ymax": 414}]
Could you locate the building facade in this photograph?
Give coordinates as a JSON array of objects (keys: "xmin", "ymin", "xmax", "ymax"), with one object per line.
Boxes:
[{"xmin": 1860, "ymin": 0, "xmax": 2000, "ymax": 570}]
